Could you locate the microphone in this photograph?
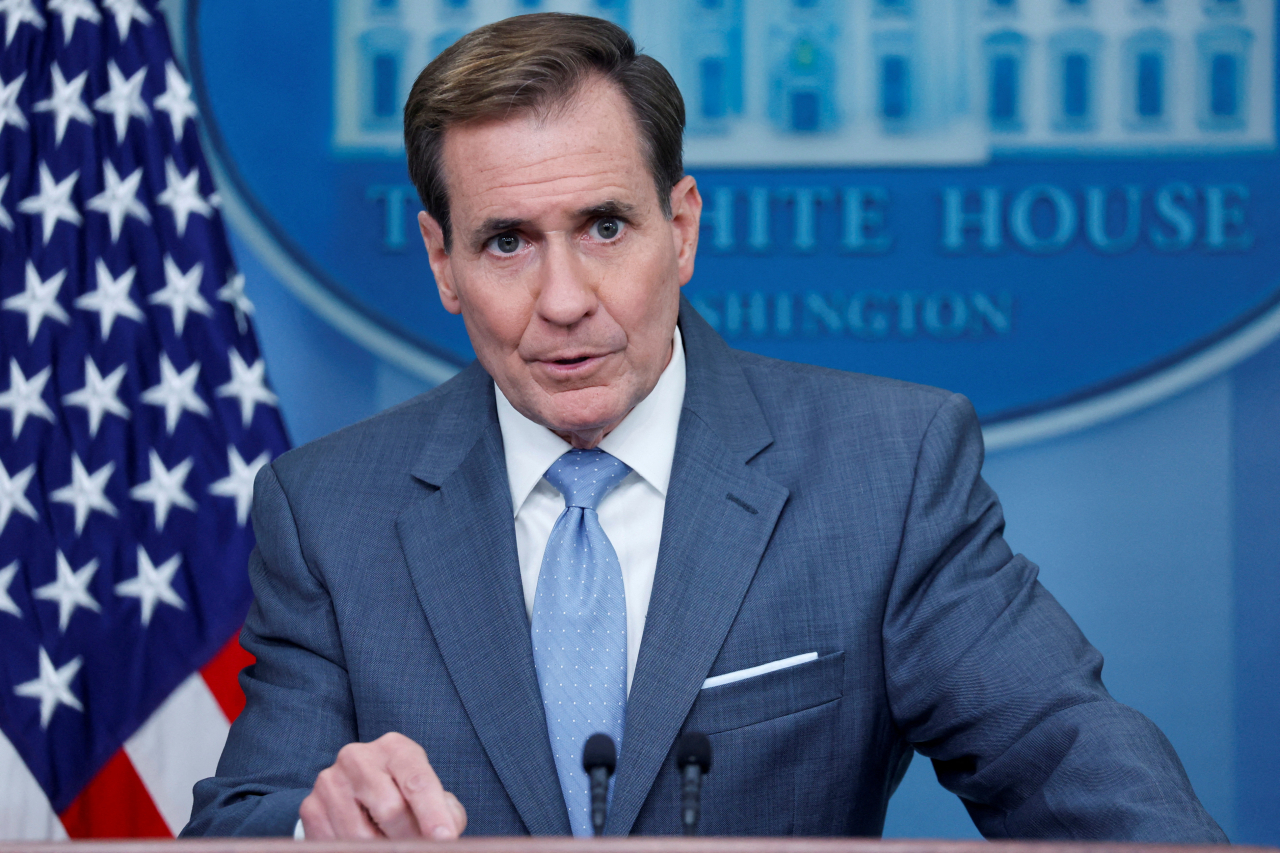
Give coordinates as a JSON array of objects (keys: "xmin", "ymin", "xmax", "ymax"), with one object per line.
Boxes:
[
  {"xmin": 582, "ymin": 733, "xmax": 617, "ymax": 837},
  {"xmin": 675, "ymin": 732, "xmax": 712, "ymax": 836}
]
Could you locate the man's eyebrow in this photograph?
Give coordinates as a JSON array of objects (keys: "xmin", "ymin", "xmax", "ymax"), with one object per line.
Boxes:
[
  {"xmin": 577, "ymin": 200, "xmax": 637, "ymax": 220},
  {"xmin": 470, "ymin": 217, "xmax": 526, "ymax": 246}
]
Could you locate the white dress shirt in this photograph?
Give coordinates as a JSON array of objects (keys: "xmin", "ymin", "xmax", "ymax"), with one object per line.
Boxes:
[{"xmin": 495, "ymin": 327, "xmax": 686, "ymax": 695}]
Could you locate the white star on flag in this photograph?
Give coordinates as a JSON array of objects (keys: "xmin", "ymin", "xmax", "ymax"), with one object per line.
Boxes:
[
  {"xmin": 217, "ymin": 350, "xmax": 278, "ymax": 428},
  {"xmin": 13, "ymin": 647, "xmax": 83, "ymax": 729},
  {"xmin": 150, "ymin": 255, "xmax": 212, "ymax": 334},
  {"xmin": 76, "ymin": 259, "xmax": 144, "ymax": 338},
  {"xmin": 17, "ymin": 162, "xmax": 81, "ymax": 245},
  {"xmin": 50, "ymin": 455, "xmax": 117, "ymax": 535},
  {"xmin": 101, "ymin": 0, "xmax": 151, "ymax": 40},
  {"xmin": 153, "ymin": 61, "xmax": 197, "ymax": 143},
  {"xmin": 209, "ymin": 446, "xmax": 270, "ymax": 526},
  {"xmin": 141, "ymin": 353, "xmax": 210, "ymax": 435},
  {"xmin": 156, "ymin": 158, "xmax": 211, "ymax": 237},
  {"xmin": 115, "ymin": 546, "xmax": 185, "ymax": 627},
  {"xmin": 87, "ymin": 161, "xmax": 150, "ymax": 242},
  {"xmin": 33, "ymin": 63, "xmax": 93, "ymax": 145},
  {"xmin": 217, "ymin": 271, "xmax": 254, "ymax": 334},
  {"xmin": 34, "ymin": 551, "xmax": 101, "ymax": 633},
  {"xmin": 0, "ymin": 358, "xmax": 55, "ymax": 438},
  {"xmin": 46, "ymin": 0, "xmax": 101, "ymax": 44},
  {"xmin": 0, "ymin": 173, "xmax": 12, "ymax": 230},
  {"xmin": 93, "ymin": 60, "xmax": 149, "ymax": 142},
  {"xmin": 63, "ymin": 355, "xmax": 130, "ymax": 437},
  {"xmin": 129, "ymin": 449, "xmax": 196, "ymax": 530},
  {"xmin": 4, "ymin": 262, "xmax": 71, "ymax": 342},
  {"xmin": 0, "ymin": 460, "xmax": 37, "ymax": 533},
  {"xmin": 0, "ymin": 71, "xmax": 27, "ymax": 134},
  {"xmin": 0, "ymin": 0, "xmax": 44, "ymax": 48},
  {"xmin": 0, "ymin": 561, "xmax": 21, "ymax": 618}
]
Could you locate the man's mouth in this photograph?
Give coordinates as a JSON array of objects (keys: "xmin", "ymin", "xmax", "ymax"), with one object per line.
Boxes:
[{"xmin": 553, "ymin": 356, "xmax": 591, "ymax": 365}]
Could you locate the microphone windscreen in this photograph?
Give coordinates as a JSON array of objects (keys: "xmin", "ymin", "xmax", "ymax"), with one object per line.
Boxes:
[
  {"xmin": 675, "ymin": 732, "xmax": 712, "ymax": 773},
  {"xmin": 583, "ymin": 733, "xmax": 617, "ymax": 773}
]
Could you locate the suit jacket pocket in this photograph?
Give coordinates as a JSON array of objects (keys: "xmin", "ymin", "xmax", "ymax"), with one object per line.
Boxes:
[{"xmin": 684, "ymin": 651, "xmax": 845, "ymax": 735}]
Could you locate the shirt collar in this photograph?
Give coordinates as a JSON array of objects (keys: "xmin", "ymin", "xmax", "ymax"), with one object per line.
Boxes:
[{"xmin": 495, "ymin": 325, "xmax": 687, "ymax": 515}]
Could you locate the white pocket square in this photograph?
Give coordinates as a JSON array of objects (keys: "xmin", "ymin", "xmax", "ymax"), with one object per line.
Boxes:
[{"xmin": 701, "ymin": 651, "xmax": 818, "ymax": 689}]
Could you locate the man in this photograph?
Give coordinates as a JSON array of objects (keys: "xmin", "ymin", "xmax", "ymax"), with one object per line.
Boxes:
[{"xmin": 185, "ymin": 13, "xmax": 1225, "ymax": 842}]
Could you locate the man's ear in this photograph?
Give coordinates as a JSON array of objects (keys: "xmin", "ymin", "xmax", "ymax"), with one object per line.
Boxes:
[
  {"xmin": 419, "ymin": 210, "xmax": 461, "ymax": 315},
  {"xmin": 668, "ymin": 175, "xmax": 702, "ymax": 287}
]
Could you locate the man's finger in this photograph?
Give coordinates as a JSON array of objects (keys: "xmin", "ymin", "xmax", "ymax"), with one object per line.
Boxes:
[
  {"xmin": 444, "ymin": 791, "xmax": 468, "ymax": 835},
  {"xmin": 358, "ymin": 784, "xmax": 422, "ymax": 839},
  {"xmin": 386, "ymin": 746, "xmax": 459, "ymax": 839},
  {"xmin": 298, "ymin": 791, "xmax": 337, "ymax": 840},
  {"xmin": 310, "ymin": 765, "xmax": 383, "ymax": 840},
  {"xmin": 344, "ymin": 749, "xmax": 422, "ymax": 839}
]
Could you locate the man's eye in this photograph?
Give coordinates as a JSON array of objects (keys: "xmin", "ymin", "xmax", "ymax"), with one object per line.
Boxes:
[
  {"xmin": 591, "ymin": 218, "xmax": 623, "ymax": 241},
  {"xmin": 488, "ymin": 234, "xmax": 523, "ymax": 254}
]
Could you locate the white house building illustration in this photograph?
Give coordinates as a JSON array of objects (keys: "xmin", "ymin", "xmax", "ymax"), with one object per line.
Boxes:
[{"xmin": 332, "ymin": 0, "xmax": 1274, "ymax": 166}]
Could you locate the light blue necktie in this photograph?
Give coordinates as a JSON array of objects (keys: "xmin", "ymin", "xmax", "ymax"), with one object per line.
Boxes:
[{"xmin": 531, "ymin": 449, "xmax": 630, "ymax": 837}]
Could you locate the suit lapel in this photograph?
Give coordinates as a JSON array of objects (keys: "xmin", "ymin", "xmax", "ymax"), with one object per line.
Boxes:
[
  {"xmin": 396, "ymin": 367, "xmax": 570, "ymax": 835},
  {"xmin": 606, "ymin": 301, "xmax": 790, "ymax": 835}
]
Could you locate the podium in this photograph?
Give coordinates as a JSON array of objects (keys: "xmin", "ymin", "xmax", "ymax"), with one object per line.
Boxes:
[{"xmin": 0, "ymin": 839, "xmax": 1268, "ymax": 853}]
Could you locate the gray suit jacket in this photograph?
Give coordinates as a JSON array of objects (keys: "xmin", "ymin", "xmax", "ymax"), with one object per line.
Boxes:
[{"xmin": 185, "ymin": 300, "xmax": 1225, "ymax": 841}]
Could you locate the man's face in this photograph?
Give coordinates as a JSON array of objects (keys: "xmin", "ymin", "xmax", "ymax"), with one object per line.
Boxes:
[{"xmin": 418, "ymin": 80, "xmax": 701, "ymax": 448}]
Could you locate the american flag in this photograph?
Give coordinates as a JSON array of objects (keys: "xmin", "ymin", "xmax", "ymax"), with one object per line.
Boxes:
[{"xmin": 0, "ymin": 0, "xmax": 289, "ymax": 838}]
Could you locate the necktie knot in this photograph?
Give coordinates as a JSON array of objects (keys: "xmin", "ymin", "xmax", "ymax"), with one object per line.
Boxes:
[{"xmin": 545, "ymin": 449, "xmax": 630, "ymax": 510}]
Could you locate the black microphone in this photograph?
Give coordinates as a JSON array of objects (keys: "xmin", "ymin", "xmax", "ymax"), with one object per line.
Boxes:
[
  {"xmin": 582, "ymin": 733, "xmax": 617, "ymax": 837},
  {"xmin": 675, "ymin": 732, "xmax": 712, "ymax": 836}
]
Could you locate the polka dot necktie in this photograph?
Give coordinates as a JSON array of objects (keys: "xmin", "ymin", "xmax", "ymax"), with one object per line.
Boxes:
[{"xmin": 531, "ymin": 449, "xmax": 631, "ymax": 837}]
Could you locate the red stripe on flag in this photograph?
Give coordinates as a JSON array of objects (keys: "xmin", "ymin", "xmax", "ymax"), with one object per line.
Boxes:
[
  {"xmin": 59, "ymin": 749, "xmax": 172, "ymax": 838},
  {"xmin": 200, "ymin": 632, "xmax": 255, "ymax": 721}
]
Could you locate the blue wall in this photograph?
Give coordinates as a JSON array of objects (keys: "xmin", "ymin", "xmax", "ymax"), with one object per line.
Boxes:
[
  {"xmin": 235, "ymin": 226, "xmax": 1279, "ymax": 844},
  {"xmin": 1232, "ymin": 340, "xmax": 1280, "ymax": 844}
]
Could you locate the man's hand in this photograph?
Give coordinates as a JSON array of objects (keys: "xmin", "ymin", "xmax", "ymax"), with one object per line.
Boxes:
[{"xmin": 299, "ymin": 733, "xmax": 468, "ymax": 839}]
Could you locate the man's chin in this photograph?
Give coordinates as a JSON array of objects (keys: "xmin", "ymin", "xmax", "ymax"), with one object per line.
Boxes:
[
  {"xmin": 528, "ymin": 396, "xmax": 633, "ymax": 446},
  {"xmin": 545, "ymin": 412, "xmax": 626, "ymax": 445}
]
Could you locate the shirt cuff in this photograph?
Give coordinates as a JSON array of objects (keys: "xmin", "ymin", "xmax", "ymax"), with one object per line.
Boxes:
[{"xmin": 294, "ymin": 818, "xmax": 305, "ymax": 840}]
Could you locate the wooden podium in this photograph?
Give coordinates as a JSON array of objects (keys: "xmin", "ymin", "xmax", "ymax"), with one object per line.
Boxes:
[{"xmin": 0, "ymin": 839, "xmax": 1269, "ymax": 853}]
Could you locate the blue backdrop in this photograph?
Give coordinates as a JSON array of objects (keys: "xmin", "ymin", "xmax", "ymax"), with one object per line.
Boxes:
[{"xmin": 177, "ymin": 0, "xmax": 1280, "ymax": 842}]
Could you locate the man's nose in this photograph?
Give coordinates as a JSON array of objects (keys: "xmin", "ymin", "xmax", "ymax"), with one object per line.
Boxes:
[{"xmin": 534, "ymin": 236, "xmax": 597, "ymax": 327}]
